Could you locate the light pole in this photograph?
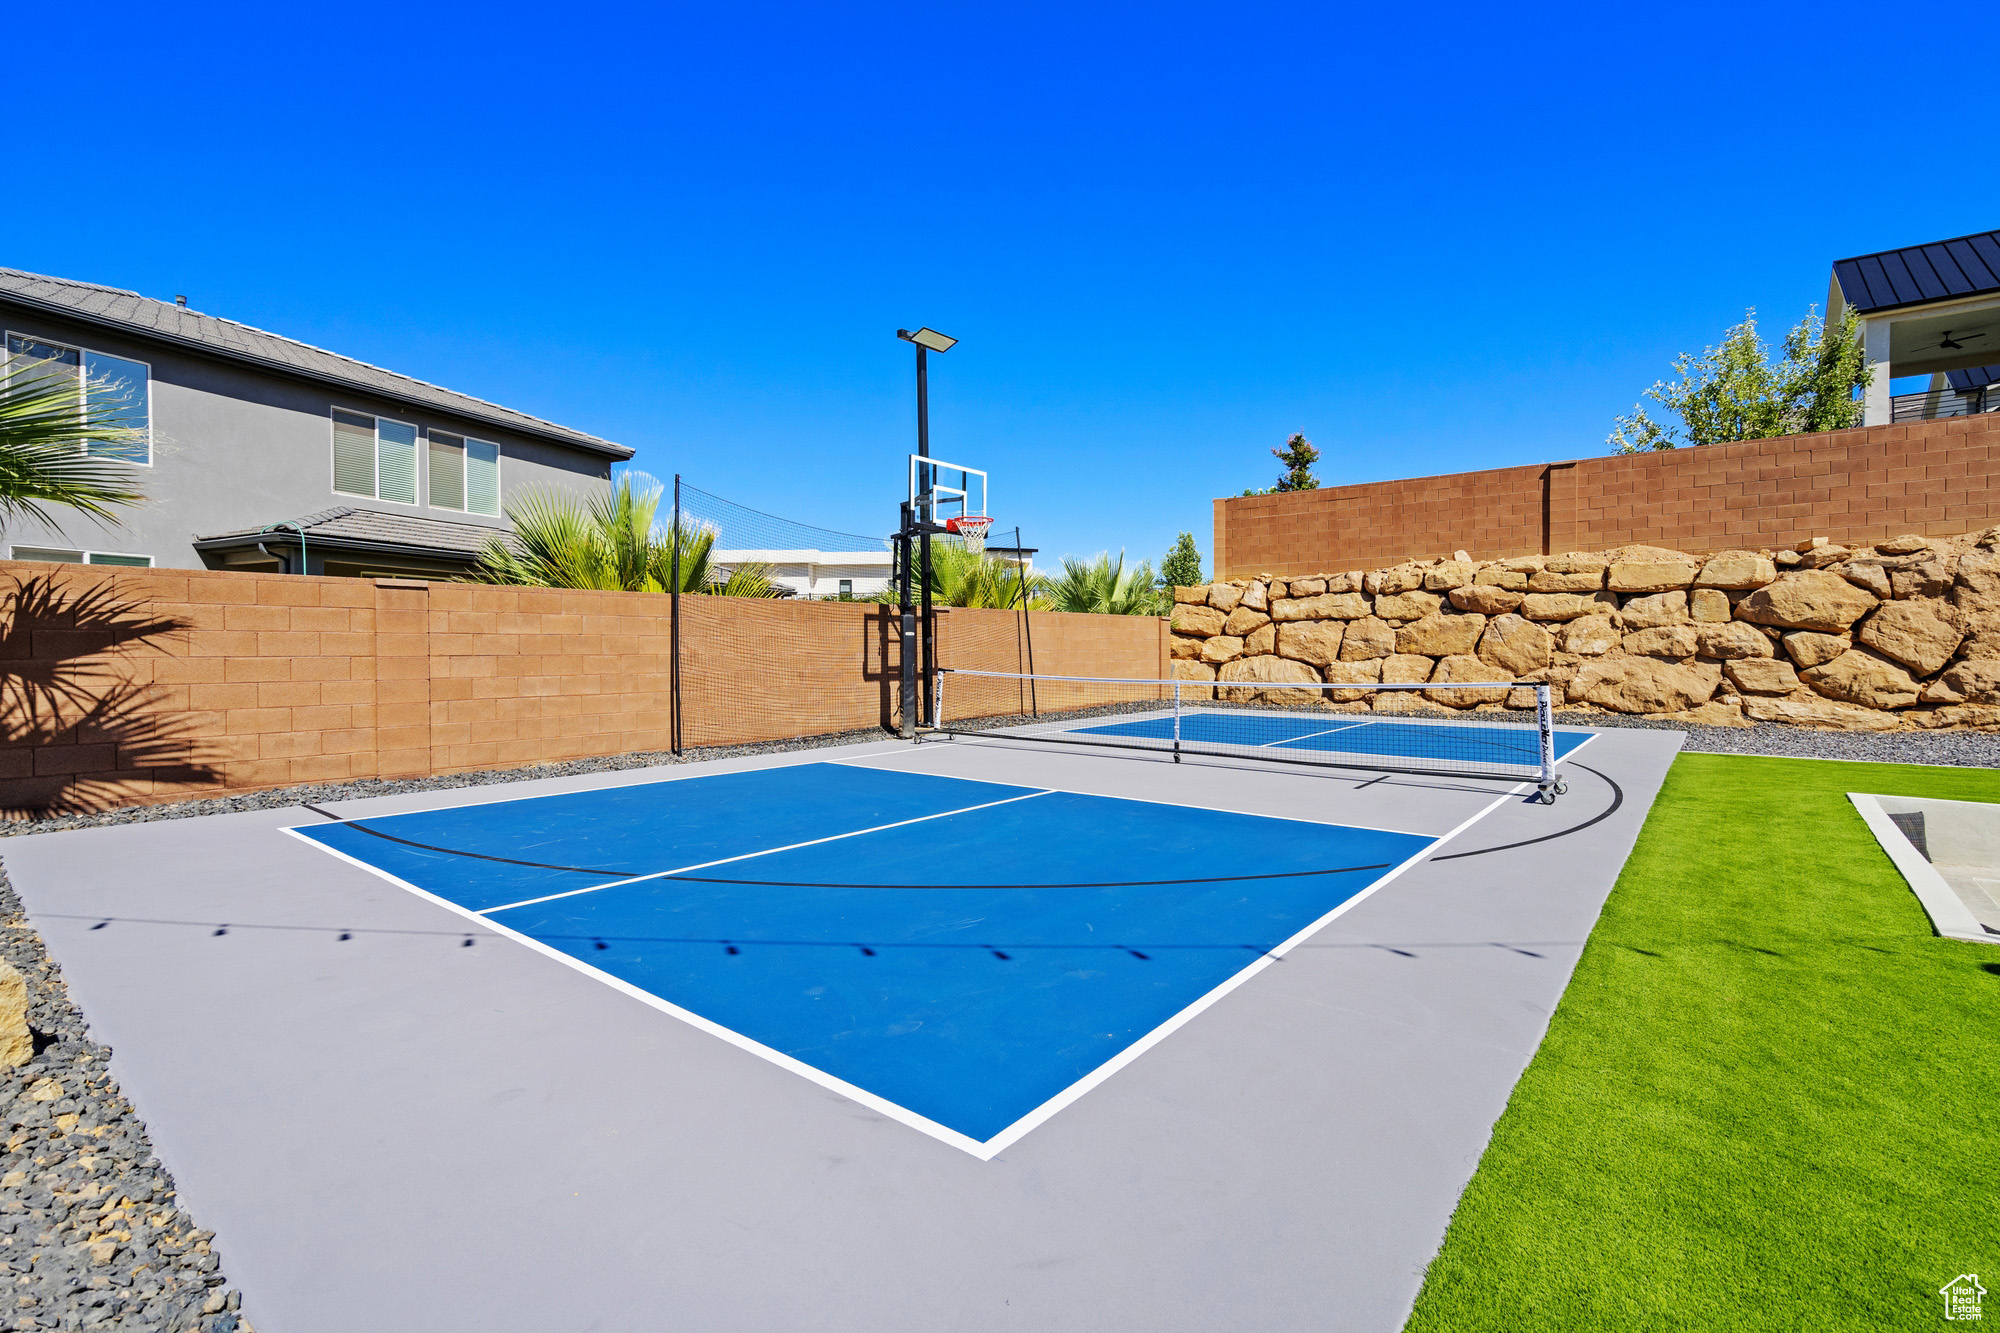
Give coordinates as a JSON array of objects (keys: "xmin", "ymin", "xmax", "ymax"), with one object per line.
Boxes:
[{"xmin": 895, "ymin": 327, "xmax": 956, "ymax": 735}]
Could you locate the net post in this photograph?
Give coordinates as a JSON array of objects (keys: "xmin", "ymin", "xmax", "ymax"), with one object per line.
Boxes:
[
  {"xmin": 1172, "ymin": 681, "xmax": 1182, "ymax": 763},
  {"xmin": 670, "ymin": 473, "xmax": 682, "ymax": 756},
  {"xmin": 1535, "ymin": 682, "xmax": 1557, "ymax": 802},
  {"xmin": 933, "ymin": 669, "xmax": 945, "ymax": 738},
  {"xmin": 898, "ymin": 502, "xmax": 917, "ymax": 741}
]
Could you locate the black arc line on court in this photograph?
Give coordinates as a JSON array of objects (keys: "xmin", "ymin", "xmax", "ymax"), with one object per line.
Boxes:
[
  {"xmin": 1431, "ymin": 762, "xmax": 1624, "ymax": 861},
  {"xmin": 300, "ymin": 803, "xmax": 1394, "ymax": 891}
]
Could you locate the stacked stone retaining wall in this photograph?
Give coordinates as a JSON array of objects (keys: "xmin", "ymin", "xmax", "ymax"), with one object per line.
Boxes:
[{"xmin": 1171, "ymin": 525, "xmax": 2000, "ymax": 731}]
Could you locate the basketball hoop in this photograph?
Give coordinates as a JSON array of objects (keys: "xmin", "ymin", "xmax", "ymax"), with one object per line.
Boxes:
[{"xmin": 944, "ymin": 515, "xmax": 994, "ymax": 555}]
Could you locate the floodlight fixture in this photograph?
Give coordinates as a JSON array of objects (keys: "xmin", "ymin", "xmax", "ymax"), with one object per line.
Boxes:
[{"xmin": 897, "ymin": 327, "xmax": 957, "ymax": 354}]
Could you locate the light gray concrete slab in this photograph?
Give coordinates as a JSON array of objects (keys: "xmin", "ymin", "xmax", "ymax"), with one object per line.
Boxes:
[{"xmin": 1, "ymin": 725, "xmax": 1681, "ymax": 1332}]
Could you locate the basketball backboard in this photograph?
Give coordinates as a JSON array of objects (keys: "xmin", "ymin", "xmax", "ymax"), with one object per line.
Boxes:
[{"xmin": 908, "ymin": 454, "xmax": 987, "ymax": 526}]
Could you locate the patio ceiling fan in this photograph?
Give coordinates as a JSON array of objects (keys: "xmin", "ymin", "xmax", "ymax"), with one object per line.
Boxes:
[{"xmin": 1937, "ymin": 329, "xmax": 1987, "ymax": 349}]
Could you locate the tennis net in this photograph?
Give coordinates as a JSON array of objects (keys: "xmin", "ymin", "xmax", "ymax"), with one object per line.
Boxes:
[{"xmin": 932, "ymin": 669, "xmax": 1575, "ymax": 800}]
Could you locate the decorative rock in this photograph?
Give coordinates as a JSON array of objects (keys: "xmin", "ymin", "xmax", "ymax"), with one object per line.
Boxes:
[
  {"xmin": 1338, "ymin": 617, "xmax": 1397, "ymax": 661},
  {"xmin": 1689, "ymin": 588, "xmax": 1733, "ymax": 623},
  {"xmin": 1449, "ymin": 584, "xmax": 1525, "ymax": 614},
  {"xmin": 1240, "ymin": 581, "xmax": 1269, "ymax": 612},
  {"xmin": 1935, "ymin": 658, "xmax": 2000, "ymax": 705},
  {"xmin": 1695, "ymin": 621, "xmax": 1775, "ymax": 660},
  {"xmin": 1275, "ymin": 621, "xmax": 1345, "ymax": 668},
  {"xmin": 1380, "ymin": 654, "xmax": 1435, "ymax": 685},
  {"xmin": 1890, "ymin": 560, "xmax": 1952, "ymax": 599},
  {"xmin": 1781, "ymin": 630, "xmax": 1850, "ymax": 669},
  {"xmin": 1666, "ymin": 699, "xmax": 1753, "ymax": 728},
  {"xmin": 1172, "ymin": 584, "xmax": 1209, "ymax": 604},
  {"xmin": 1373, "ymin": 590, "xmax": 1444, "ymax": 621},
  {"xmin": 1170, "ymin": 635, "xmax": 1202, "ymax": 660},
  {"xmin": 1693, "ymin": 550, "xmax": 1777, "ymax": 589},
  {"xmin": 1476, "ymin": 614, "xmax": 1552, "ymax": 675},
  {"xmin": 1287, "ymin": 577, "xmax": 1327, "ymax": 597},
  {"xmin": 1799, "ymin": 650, "xmax": 1920, "ymax": 710},
  {"xmin": 1474, "ymin": 568, "xmax": 1531, "ymax": 591},
  {"xmin": 1876, "ymin": 533, "xmax": 1932, "ymax": 555},
  {"xmin": 1568, "ymin": 658, "xmax": 1721, "ymax": 714},
  {"xmin": 1620, "ymin": 590, "xmax": 1690, "ymax": 629},
  {"xmin": 1172, "ymin": 658, "xmax": 1217, "ymax": 700},
  {"xmin": 1364, "ymin": 564, "xmax": 1428, "ymax": 597},
  {"xmin": 1773, "ymin": 550, "xmax": 1803, "ymax": 568},
  {"xmin": 1735, "ymin": 570, "xmax": 1878, "ymax": 632},
  {"xmin": 1271, "ymin": 591, "xmax": 1371, "ymax": 621},
  {"xmin": 1422, "ymin": 561, "xmax": 1475, "ymax": 591},
  {"xmin": 1557, "ymin": 616, "xmax": 1621, "ymax": 656},
  {"xmin": 1320, "ymin": 658, "xmax": 1383, "ymax": 702},
  {"xmin": 1954, "ymin": 550, "xmax": 2000, "ymax": 612},
  {"xmin": 1428, "ymin": 654, "xmax": 1511, "ymax": 707},
  {"xmin": 1741, "ymin": 694, "xmax": 1903, "ymax": 730},
  {"xmin": 1911, "ymin": 704, "xmax": 2000, "ymax": 730},
  {"xmin": 1198, "ymin": 634, "xmax": 1245, "ymax": 666},
  {"xmin": 1608, "ymin": 557, "xmax": 1700, "ymax": 593},
  {"xmin": 1623, "ymin": 625, "xmax": 1700, "ymax": 659},
  {"xmin": 1171, "ymin": 604, "xmax": 1227, "ymax": 637},
  {"xmin": 1320, "ymin": 573, "xmax": 1356, "ymax": 595},
  {"xmin": 1206, "ymin": 583, "xmax": 1244, "ymax": 613},
  {"xmin": 1961, "ymin": 611, "xmax": 2000, "ymax": 659},
  {"xmin": 1395, "ymin": 612, "xmax": 1486, "ymax": 657},
  {"xmin": 1528, "ymin": 568, "xmax": 1607, "ymax": 592},
  {"xmin": 1723, "ymin": 658, "xmax": 1800, "ymax": 695},
  {"xmin": 1521, "ymin": 592, "xmax": 1619, "ymax": 621},
  {"xmin": 1855, "ymin": 600, "xmax": 1963, "ymax": 677},
  {"xmin": 1800, "ymin": 544, "xmax": 1851, "ymax": 569},
  {"xmin": 0, "ymin": 959, "xmax": 30, "ymax": 1067},
  {"xmin": 1218, "ymin": 654, "xmax": 1323, "ymax": 707},
  {"xmin": 1544, "ymin": 552, "xmax": 1609, "ymax": 574},
  {"xmin": 1223, "ymin": 606, "xmax": 1272, "ymax": 636},
  {"xmin": 1841, "ymin": 562, "xmax": 1892, "ymax": 599},
  {"xmin": 1244, "ymin": 622, "xmax": 1277, "ymax": 655}
]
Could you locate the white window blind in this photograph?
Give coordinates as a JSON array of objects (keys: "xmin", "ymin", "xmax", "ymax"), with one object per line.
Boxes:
[
  {"xmin": 9, "ymin": 546, "xmax": 151, "ymax": 567},
  {"xmin": 429, "ymin": 431, "xmax": 466, "ymax": 511},
  {"xmin": 465, "ymin": 439, "xmax": 500, "ymax": 516},
  {"xmin": 377, "ymin": 420, "xmax": 418, "ymax": 504},
  {"xmin": 333, "ymin": 410, "xmax": 376, "ymax": 496}
]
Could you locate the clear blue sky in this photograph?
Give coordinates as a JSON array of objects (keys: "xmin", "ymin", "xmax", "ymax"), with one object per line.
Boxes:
[{"xmin": 8, "ymin": 2, "xmax": 1994, "ymax": 572}]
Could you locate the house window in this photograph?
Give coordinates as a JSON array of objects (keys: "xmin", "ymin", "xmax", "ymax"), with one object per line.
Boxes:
[
  {"xmin": 5, "ymin": 333, "xmax": 151, "ymax": 465},
  {"xmin": 839, "ymin": 579, "xmax": 853, "ymax": 597},
  {"xmin": 427, "ymin": 430, "xmax": 501, "ymax": 516},
  {"xmin": 332, "ymin": 409, "xmax": 418, "ymax": 504},
  {"xmin": 11, "ymin": 546, "xmax": 152, "ymax": 568}
]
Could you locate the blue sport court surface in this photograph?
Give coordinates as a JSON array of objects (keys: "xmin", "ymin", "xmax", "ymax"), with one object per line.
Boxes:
[{"xmin": 288, "ymin": 761, "xmax": 1440, "ymax": 1154}]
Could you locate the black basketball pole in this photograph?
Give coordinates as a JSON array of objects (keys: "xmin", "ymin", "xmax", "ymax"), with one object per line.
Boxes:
[{"xmin": 915, "ymin": 342, "xmax": 934, "ymax": 728}]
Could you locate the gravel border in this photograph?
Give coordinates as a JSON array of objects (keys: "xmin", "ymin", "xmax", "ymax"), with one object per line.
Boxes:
[
  {"xmin": 1, "ymin": 715, "xmax": 1995, "ymax": 843},
  {"xmin": 0, "ymin": 865, "xmax": 249, "ymax": 1332}
]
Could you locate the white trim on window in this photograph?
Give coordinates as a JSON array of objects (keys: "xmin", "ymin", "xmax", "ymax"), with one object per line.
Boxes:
[
  {"xmin": 10, "ymin": 546, "xmax": 154, "ymax": 568},
  {"xmin": 4, "ymin": 330, "xmax": 153, "ymax": 468},
  {"xmin": 329, "ymin": 407, "xmax": 421, "ymax": 506}
]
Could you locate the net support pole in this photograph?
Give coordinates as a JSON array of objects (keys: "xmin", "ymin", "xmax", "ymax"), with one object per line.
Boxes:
[
  {"xmin": 898, "ymin": 502, "xmax": 917, "ymax": 741},
  {"xmin": 1172, "ymin": 681, "xmax": 1182, "ymax": 763},
  {"xmin": 670, "ymin": 473, "xmax": 682, "ymax": 756},
  {"xmin": 1535, "ymin": 683, "xmax": 1557, "ymax": 802}
]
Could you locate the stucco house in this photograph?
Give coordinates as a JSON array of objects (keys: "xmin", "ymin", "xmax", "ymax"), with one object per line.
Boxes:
[
  {"xmin": 1829, "ymin": 229, "xmax": 2000, "ymax": 426},
  {"xmin": 0, "ymin": 268, "xmax": 632, "ymax": 579}
]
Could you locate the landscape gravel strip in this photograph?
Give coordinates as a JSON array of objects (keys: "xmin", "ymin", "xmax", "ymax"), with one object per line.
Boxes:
[{"xmin": 0, "ymin": 868, "xmax": 249, "ymax": 1333}]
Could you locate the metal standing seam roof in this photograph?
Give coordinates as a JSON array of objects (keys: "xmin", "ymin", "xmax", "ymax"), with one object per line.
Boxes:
[
  {"xmin": 0, "ymin": 267, "xmax": 633, "ymax": 460},
  {"xmin": 193, "ymin": 506, "xmax": 522, "ymax": 560},
  {"xmin": 1831, "ymin": 230, "xmax": 2000, "ymax": 315}
]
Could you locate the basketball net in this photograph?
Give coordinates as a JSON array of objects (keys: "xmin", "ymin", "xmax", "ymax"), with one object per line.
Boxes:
[{"xmin": 944, "ymin": 515, "xmax": 994, "ymax": 556}]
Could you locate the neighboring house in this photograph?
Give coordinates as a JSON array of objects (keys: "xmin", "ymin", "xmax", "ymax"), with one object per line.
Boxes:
[
  {"xmin": 0, "ymin": 268, "xmax": 632, "ymax": 578},
  {"xmin": 1828, "ymin": 229, "xmax": 2000, "ymax": 426},
  {"xmin": 708, "ymin": 543, "xmax": 1036, "ymax": 600}
]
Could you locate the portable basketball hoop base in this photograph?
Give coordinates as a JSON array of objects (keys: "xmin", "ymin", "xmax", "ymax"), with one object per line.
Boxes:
[{"xmin": 945, "ymin": 515, "xmax": 993, "ymax": 555}]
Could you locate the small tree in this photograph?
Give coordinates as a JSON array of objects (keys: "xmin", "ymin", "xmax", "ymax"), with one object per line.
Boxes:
[
  {"xmin": 1609, "ymin": 306, "xmax": 1872, "ymax": 453},
  {"xmin": 1159, "ymin": 532, "xmax": 1203, "ymax": 589},
  {"xmin": 0, "ymin": 352, "xmax": 147, "ymax": 531},
  {"xmin": 1271, "ymin": 433, "xmax": 1320, "ymax": 490},
  {"xmin": 1042, "ymin": 552, "xmax": 1167, "ymax": 615}
]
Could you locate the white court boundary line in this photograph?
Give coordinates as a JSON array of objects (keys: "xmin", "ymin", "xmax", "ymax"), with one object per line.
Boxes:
[
  {"xmin": 282, "ymin": 766, "xmax": 1531, "ymax": 1161},
  {"xmin": 471, "ymin": 790, "xmax": 1053, "ymax": 915},
  {"xmin": 1257, "ymin": 721, "xmax": 1372, "ymax": 748}
]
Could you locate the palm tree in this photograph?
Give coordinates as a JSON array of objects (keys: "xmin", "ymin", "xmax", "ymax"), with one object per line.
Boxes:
[
  {"xmin": 0, "ymin": 353, "xmax": 146, "ymax": 530},
  {"xmin": 1041, "ymin": 551, "xmax": 1168, "ymax": 615},
  {"xmin": 471, "ymin": 471, "xmax": 779, "ymax": 595},
  {"xmin": 876, "ymin": 543, "xmax": 1048, "ymax": 609}
]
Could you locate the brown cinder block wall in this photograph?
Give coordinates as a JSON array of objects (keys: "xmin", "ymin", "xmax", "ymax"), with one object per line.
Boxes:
[
  {"xmin": 0, "ymin": 564, "xmax": 1171, "ymax": 816},
  {"xmin": 1214, "ymin": 414, "xmax": 2000, "ymax": 578}
]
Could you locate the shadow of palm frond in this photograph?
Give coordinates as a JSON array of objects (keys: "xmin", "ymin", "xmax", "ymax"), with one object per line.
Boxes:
[{"xmin": 0, "ymin": 573, "xmax": 222, "ymax": 816}]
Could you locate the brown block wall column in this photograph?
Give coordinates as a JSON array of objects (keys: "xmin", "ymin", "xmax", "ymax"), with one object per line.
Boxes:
[{"xmin": 372, "ymin": 579, "xmax": 431, "ymax": 777}]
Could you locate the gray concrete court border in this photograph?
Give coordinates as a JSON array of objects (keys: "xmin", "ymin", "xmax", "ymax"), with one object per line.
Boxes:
[{"xmin": 1, "ymin": 725, "xmax": 1683, "ymax": 1332}]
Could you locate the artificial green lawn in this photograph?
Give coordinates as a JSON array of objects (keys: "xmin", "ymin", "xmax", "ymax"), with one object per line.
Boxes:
[{"xmin": 1404, "ymin": 752, "xmax": 2000, "ymax": 1331}]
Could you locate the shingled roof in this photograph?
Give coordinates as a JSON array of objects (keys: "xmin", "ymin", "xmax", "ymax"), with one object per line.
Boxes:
[
  {"xmin": 0, "ymin": 268, "xmax": 632, "ymax": 460},
  {"xmin": 1832, "ymin": 230, "xmax": 2000, "ymax": 315},
  {"xmin": 193, "ymin": 506, "xmax": 520, "ymax": 562}
]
